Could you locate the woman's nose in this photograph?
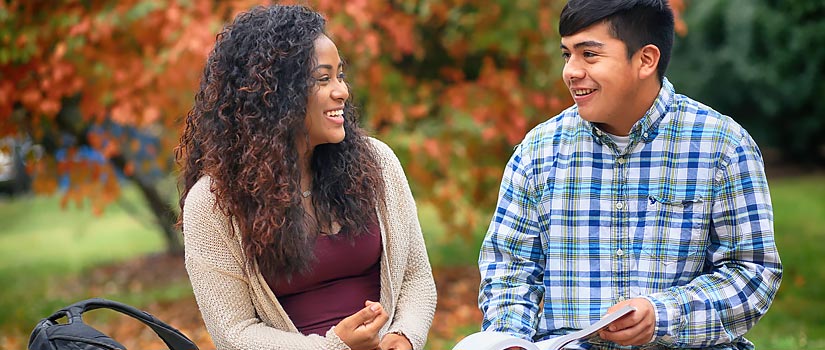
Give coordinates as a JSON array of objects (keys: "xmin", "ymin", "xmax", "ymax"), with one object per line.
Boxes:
[{"xmin": 331, "ymin": 80, "xmax": 349, "ymax": 101}]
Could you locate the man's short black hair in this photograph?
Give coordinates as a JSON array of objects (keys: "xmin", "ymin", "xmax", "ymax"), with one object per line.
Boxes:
[{"xmin": 559, "ymin": 0, "xmax": 674, "ymax": 83}]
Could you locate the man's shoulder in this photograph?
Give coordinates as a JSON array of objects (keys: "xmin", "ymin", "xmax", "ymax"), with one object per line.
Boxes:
[
  {"xmin": 670, "ymin": 93, "xmax": 751, "ymax": 143},
  {"xmin": 521, "ymin": 106, "xmax": 583, "ymax": 148}
]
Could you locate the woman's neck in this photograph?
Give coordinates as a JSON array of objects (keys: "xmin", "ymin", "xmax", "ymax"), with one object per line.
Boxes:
[
  {"xmin": 295, "ymin": 140, "xmax": 314, "ymax": 177},
  {"xmin": 297, "ymin": 151, "xmax": 313, "ymax": 196}
]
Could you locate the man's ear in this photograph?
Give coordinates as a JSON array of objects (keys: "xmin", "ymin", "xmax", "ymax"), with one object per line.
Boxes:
[{"xmin": 637, "ymin": 44, "xmax": 660, "ymax": 80}]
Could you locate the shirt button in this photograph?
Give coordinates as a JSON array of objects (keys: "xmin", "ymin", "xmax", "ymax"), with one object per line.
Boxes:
[
  {"xmin": 643, "ymin": 132, "xmax": 649, "ymax": 138},
  {"xmin": 615, "ymin": 202, "xmax": 624, "ymax": 209},
  {"xmin": 617, "ymin": 158, "xmax": 625, "ymax": 164},
  {"xmin": 616, "ymin": 249, "xmax": 624, "ymax": 257}
]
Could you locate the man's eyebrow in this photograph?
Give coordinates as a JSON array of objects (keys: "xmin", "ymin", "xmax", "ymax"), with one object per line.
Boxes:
[{"xmin": 560, "ymin": 40, "xmax": 605, "ymax": 50}]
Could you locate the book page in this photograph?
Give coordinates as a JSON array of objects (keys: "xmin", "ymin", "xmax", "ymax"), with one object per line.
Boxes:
[
  {"xmin": 451, "ymin": 331, "xmax": 540, "ymax": 350},
  {"xmin": 535, "ymin": 305, "xmax": 637, "ymax": 350},
  {"xmin": 451, "ymin": 305, "xmax": 637, "ymax": 350}
]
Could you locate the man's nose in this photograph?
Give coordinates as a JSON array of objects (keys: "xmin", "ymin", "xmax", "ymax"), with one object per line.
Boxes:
[{"xmin": 563, "ymin": 58, "xmax": 585, "ymax": 83}]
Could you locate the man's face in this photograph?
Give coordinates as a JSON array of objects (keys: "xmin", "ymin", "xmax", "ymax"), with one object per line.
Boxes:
[{"xmin": 561, "ymin": 21, "xmax": 643, "ymax": 135}]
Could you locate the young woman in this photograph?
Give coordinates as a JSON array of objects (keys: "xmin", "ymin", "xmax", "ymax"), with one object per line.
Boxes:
[{"xmin": 176, "ymin": 5, "xmax": 436, "ymax": 350}]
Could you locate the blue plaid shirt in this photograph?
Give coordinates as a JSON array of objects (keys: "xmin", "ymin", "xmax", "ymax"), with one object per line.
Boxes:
[{"xmin": 479, "ymin": 78, "xmax": 782, "ymax": 349}]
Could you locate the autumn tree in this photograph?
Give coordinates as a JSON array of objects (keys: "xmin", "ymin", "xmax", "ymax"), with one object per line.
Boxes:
[
  {"xmin": 0, "ymin": 0, "xmax": 232, "ymax": 252},
  {"xmin": 314, "ymin": 0, "xmax": 687, "ymax": 241},
  {"xmin": 1, "ymin": 0, "xmax": 687, "ymax": 252}
]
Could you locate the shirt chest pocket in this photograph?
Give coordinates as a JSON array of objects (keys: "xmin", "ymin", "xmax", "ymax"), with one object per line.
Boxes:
[{"xmin": 640, "ymin": 192, "xmax": 709, "ymax": 277}]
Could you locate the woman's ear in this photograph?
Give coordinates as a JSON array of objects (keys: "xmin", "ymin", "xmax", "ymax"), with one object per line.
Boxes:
[{"xmin": 637, "ymin": 44, "xmax": 661, "ymax": 80}]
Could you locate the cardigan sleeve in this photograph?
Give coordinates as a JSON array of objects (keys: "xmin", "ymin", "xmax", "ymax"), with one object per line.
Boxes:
[
  {"xmin": 370, "ymin": 139, "xmax": 438, "ymax": 350},
  {"xmin": 182, "ymin": 177, "xmax": 349, "ymax": 350}
]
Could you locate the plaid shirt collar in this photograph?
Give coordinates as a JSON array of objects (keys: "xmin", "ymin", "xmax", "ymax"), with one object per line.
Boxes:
[{"xmin": 587, "ymin": 78, "xmax": 675, "ymax": 150}]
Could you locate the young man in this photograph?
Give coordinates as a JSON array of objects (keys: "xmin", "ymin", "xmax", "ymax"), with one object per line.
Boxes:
[{"xmin": 478, "ymin": 1, "xmax": 782, "ymax": 349}]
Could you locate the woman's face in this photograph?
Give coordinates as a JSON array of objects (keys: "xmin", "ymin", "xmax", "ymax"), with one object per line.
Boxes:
[{"xmin": 304, "ymin": 34, "xmax": 349, "ymax": 148}]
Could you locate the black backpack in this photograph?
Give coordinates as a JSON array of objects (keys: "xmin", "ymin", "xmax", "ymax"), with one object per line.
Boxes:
[{"xmin": 28, "ymin": 298, "xmax": 199, "ymax": 350}]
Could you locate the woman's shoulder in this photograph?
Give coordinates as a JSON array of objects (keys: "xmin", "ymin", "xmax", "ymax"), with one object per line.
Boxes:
[
  {"xmin": 181, "ymin": 175, "xmax": 238, "ymax": 242},
  {"xmin": 365, "ymin": 137, "xmax": 411, "ymax": 187},
  {"xmin": 366, "ymin": 137, "xmax": 402, "ymax": 167},
  {"xmin": 183, "ymin": 175, "xmax": 218, "ymax": 216},
  {"xmin": 366, "ymin": 136, "xmax": 393, "ymax": 156}
]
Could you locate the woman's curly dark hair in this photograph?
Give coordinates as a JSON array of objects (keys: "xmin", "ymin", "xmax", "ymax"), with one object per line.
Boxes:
[{"xmin": 176, "ymin": 5, "xmax": 386, "ymax": 277}]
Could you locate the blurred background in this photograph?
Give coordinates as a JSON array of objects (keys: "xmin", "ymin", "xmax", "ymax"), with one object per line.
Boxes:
[{"xmin": 1, "ymin": 0, "xmax": 823, "ymax": 349}]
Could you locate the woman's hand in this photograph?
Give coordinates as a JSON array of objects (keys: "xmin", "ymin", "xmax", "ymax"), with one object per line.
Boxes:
[
  {"xmin": 379, "ymin": 332, "xmax": 412, "ymax": 350},
  {"xmin": 334, "ymin": 301, "xmax": 388, "ymax": 350}
]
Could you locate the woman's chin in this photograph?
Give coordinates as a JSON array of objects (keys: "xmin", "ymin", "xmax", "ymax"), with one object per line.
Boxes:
[{"xmin": 327, "ymin": 132, "xmax": 346, "ymax": 145}]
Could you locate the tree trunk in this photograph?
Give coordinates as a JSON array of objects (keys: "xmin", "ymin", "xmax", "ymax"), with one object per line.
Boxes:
[
  {"xmin": 107, "ymin": 153, "xmax": 182, "ymax": 255},
  {"xmin": 45, "ymin": 97, "xmax": 183, "ymax": 254},
  {"xmin": 132, "ymin": 176, "xmax": 183, "ymax": 254}
]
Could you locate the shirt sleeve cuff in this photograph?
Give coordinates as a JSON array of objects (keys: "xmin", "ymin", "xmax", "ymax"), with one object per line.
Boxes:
[
  {"xmin": 386, "ymin": 330, "xmax": 415, "ymax": 349},
  {"xmin": 643, "ymin": 291, "xmax": 683, "ymax": 346},
  {"xmin": 325, "ymin": 326, "xmax": 349, "ymax": 350}
]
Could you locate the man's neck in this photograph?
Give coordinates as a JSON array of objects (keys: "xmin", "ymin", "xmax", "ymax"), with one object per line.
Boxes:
[{"xmin": 602, "ymin": 78, "xmax": 662, "ymax": 136}]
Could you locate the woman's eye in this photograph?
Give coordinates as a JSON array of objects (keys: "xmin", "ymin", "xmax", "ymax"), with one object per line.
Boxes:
[
  {"xmin": 337, "ymin": 72, "xmax": 346, "ymax": 81},
  {"xmin": 317, "ymin": 75, "xmax": 330, "ymax": 83}
]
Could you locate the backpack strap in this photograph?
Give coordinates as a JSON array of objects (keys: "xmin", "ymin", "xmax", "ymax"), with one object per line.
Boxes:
[{"xmin": 57, "ymin": 298, "xmax": 199, "ymax": 350}]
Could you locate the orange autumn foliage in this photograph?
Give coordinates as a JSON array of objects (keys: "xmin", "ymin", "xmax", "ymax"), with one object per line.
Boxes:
[
  {"xmin": 1, "ymin": 0, "xmax": 687, "ymax": 242},
  {"xmin": 0, "ymin": 1, "xmax": 234, "ymax": 217}
]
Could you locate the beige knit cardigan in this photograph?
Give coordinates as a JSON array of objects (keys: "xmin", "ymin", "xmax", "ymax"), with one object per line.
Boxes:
[{"xmin": 182, "ymin": 138, "xmax": 437, "ymax": 350}]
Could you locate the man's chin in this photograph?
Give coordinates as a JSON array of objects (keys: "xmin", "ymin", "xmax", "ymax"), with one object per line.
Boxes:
[{"xmin": 577, "ymin": 112, "xmax": 599, "ymax": 124}]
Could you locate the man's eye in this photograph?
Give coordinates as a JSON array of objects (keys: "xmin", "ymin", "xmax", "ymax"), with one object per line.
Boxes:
[
  {"xmin": 583, "ymin": 51, "xmax": 597, "ymax": 58},
  {"xmin": 561, "ymin": 52, "xmax": 571, "ymax": 60}
]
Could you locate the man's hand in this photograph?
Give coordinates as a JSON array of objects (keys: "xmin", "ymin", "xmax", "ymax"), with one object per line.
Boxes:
[
  {"xmin": 334, "ymin": 300, "xmax": 389, "ymax": 350},
  {"xmin": 379, "ymin": 332, "xmax": 412, "ymax": 350},
  {"xmin": 598, "ymin": 298, "xmax": 656, "ymax": 346}
]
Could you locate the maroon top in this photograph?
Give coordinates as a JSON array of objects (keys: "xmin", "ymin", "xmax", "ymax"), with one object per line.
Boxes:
[{"xmin": 266, "ymin": 223, "xmax": 382, "ymax": 336}]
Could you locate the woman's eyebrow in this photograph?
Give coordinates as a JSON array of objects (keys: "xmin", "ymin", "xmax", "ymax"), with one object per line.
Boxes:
[{"xmin": 312, "ymin": 64, "xmax": 334, "ymax": 72}]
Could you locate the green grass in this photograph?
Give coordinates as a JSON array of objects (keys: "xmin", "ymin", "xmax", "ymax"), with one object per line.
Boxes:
[
  {"xmin": 0, "ymin": 186, "xmax": 168, "ymax": 333},
  {"xmin": 745, "ymin": 175, "xmax": 825, "ymax": 349},
  {"xmin": 1, "ymin": 175, "xmax": 824, "ymax": 348},
  {"xmin": 418, "ymin": 202, "xmax": 486, "ymax": 267}
]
